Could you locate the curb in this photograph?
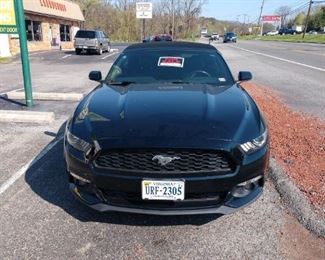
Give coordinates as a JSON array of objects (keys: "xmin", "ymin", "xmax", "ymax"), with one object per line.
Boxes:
[
  {"xmin": 269, "ymin": 158, "xmax": 325, "ymax": 238},
  {"xmin": 4, "ymin": 91, "xmax": 83, "ymax": 101},
  {"xmin": 0, "ymin": 110, "xmax": 55, "ymax": 123}
]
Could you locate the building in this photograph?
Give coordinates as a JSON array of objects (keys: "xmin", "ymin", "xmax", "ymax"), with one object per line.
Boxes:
[{"xmin": 0, "ymin": 0, "xmax": 84, "ymax": 57}]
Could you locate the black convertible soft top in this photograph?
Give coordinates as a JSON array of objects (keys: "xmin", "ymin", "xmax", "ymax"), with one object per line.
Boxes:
[{"xmin": 125, "ymin": 41, "xmax": 218, "ymax": 52}]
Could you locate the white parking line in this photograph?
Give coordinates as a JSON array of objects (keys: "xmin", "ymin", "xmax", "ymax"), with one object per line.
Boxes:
[
  {"xmin": 61, "ymin": 54, "xmax": 72, "ymax": 59},
  {"xmin": 0, "ymin": 135, "xmax": 63, "ymax": 196},
  {"xmin": 102, "ymin": 51, "xmax": 119, "ymax": 60},
  {"xmin": 229, "ymin": 45, "xmax": 325, "ymax": 72}
]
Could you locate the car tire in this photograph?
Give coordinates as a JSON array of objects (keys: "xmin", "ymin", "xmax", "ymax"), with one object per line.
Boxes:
[
  {"xmin": 75, "ymin": 48, "xmax": 81, "ymax": 55},
  {"xmin": 97, "ymin": 47, "xmax": 103, "ymax": 55}
]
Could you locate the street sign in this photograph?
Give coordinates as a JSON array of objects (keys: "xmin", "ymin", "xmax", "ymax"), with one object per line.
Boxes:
[
  {"xmin": 136, "ymin": 2, "xmax": 152, "ymax": 19},
  {"xmin": 0, "ymin": 0, "xmax": 17, "ymax": 34},
  {"xmin": 262, "ymin": 15, "xmax": 281, "ymax": 22}
]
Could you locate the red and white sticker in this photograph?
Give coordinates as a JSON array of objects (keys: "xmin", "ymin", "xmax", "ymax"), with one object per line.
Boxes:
[{"xmin": 158, "ymin": 57, "xmax": 184, "ymax": 68}]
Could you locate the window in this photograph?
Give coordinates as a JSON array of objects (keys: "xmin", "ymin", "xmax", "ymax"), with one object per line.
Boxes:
[
  {"xmin": 25, "ymin": 20, "xmax": 42, "ymax": 41},
  {"xmin": 106, "ymin": 49, "xmax": 235, "ymax": 86},
  {"xmin": 60, "ymin": 24, "xmax": 71, "ymax": 41}
]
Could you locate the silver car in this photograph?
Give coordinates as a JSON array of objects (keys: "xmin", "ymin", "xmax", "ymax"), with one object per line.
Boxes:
[{"xmin": 74, "ymin": 30, "xmax": 111, "ymax": 55}]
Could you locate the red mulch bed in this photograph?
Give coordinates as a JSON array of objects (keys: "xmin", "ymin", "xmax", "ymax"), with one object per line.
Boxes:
[{"xmin": 242, "ymin": 83, "xmax": 325, "ymax": 210}]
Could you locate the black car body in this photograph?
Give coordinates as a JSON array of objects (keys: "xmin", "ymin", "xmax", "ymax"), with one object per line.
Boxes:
[
  {"xmin": 64, "ymin": 42, "xmax": 269, "ymax": 215},
  {"xmin": 223, "ymin": 32, "xmax": 237, "ymax": 43}
]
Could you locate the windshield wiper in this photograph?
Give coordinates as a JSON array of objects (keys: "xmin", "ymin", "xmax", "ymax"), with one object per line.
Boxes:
[{"xmin": 108, "ymin": 81, "xmax": 136, "ymax": 86}]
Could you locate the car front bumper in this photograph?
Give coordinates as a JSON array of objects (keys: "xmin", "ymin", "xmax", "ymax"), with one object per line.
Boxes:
[{"xmin": 64, "ymin": 143, "xmax": 269, "ymax": 215}]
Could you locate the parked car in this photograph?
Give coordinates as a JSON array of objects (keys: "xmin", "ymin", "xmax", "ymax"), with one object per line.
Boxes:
[
  {"xmin": 223, "ymin": 32, "xmax": 237, "ymax": 43},
  {"xmin": 142, "ymin": 36, "xmax": 154, "ymax": 42},
  {"xmin": 74, "ymin": 29, "xmax": 111, "ymax": 55},
  {"xmin": 308, "ymin": 30, "xmax": 318, "ymax": 35},
  {"xmin": 210, "ymin": 33, "xmax": 220, "ymax": 40},
  {"xmin": 266, "ymin": 30, "xmax": 279, "ymax": 36},
  {"xmin": 279, "ymin": 28, "xmax": 297, "ymax": 35},
  {"xmin": 152, "ymin": 34, "xmax": 173, "ymax": 42},
  {"xmin": 64, "ymin": 42, "xmax": 269, "ymax": 215}
]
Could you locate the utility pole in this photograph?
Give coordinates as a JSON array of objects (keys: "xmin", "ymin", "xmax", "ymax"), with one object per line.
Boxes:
[
  {"xmin": 302, "ymin": 0, "xmax": 313, "ymax": 39},
  {"xmin": 258, "ymin": 0, "xmax": 265, "ymax": 35},
  {"xmin": 172, "ymin": 0, "xmax": 175, "ymax": 39}
]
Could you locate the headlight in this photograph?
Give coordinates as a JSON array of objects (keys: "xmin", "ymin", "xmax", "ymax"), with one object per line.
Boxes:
[
  {"xmin": 66, "ymin": 129, "xmax": 92, "ymax": 153},
  {"xmin": 240, "ymin": 129, "xmax": 268, "ymax": 153}
]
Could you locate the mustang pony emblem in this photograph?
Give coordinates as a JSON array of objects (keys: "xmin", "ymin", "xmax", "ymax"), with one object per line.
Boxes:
[{"xmin": 152, "ymin": 155, "xmax": 180, "ymax": 166}]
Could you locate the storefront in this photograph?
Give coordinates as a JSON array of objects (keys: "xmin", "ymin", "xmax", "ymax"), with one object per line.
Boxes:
[{"xmin": 1, "ymin": 0, "xmax": 84, "ymax": 56}]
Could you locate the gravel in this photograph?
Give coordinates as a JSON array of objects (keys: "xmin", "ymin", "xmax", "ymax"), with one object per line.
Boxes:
[{"xmin": 243, "ymin": 82, "xmax": 325, "ymax": 210}]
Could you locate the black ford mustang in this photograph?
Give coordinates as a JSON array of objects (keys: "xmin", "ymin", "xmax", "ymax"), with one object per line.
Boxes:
[{"xmin": 64, "ymin": 42, "xmax": 269, "ymax": 215}]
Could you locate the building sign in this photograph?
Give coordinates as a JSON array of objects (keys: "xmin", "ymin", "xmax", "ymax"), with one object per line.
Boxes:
[
  {"xmin": 0, "ymin": 0, "xmax": 17, "ymax": 34},
  {"xmin": 262, "ymin": 15, "xmax": 281, "ymax": 22},
  {"xmin": 136, "ymin": 2, "xmax": 152, "ymax": 19},
  {"xmin": 40, "ymin": 0, "xmax": 67, "ymax": 12}
]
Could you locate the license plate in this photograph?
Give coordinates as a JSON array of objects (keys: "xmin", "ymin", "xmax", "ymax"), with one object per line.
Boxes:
[
  {"xmin": 83, "ymin": 46, "xmax": 88, "ymax": 49},
  {"xmin": 141, "ymin": 180, "xmax": 185, "ymax": 200}
]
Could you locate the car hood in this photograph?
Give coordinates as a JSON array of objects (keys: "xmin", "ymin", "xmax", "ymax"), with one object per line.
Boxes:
[{"xmin": 71, "ymin": 83, "xmax": 263, "ymax": 149}]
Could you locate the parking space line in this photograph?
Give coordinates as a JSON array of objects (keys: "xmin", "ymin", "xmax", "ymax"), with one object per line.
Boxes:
[
  {"xmin": 102, "ymin": 51, "xmax": 119, "ymax": 60},
  {"xmin": 61, "ymin": 54, "xmax": 72, "ymax": 59},
  {"xmin": 0, "ymin": 135, "xmax": 63, "ymax": 196},
  {"xmin": 229, "ymin": 45, "xmax": 325, "ymax": 72}
]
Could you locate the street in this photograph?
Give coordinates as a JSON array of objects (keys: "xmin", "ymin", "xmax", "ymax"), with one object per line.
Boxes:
[
  {"xmin": 213, "ymin": 40, "xmax": 325, "ymax": 120},
  {"xmin": 0, "ymin": 40, "xmax": 324, "ymax": 259}
]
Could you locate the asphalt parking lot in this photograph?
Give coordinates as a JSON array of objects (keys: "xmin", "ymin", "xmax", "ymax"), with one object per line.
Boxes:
[{"xmin": 0, "ymin": 41, "xmax": 324, "ymax": 259}]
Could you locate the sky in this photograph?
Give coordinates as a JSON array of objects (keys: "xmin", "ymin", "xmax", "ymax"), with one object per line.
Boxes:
[{"xmin": 201, "ymin": 0, "xmax": 310, "ymax": 22}]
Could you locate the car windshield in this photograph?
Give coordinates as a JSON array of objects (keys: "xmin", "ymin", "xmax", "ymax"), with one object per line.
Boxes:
[
  {"xmin": 75, "ymin": 31, "xmax": 96, "ymax": 38},
  {"xmin": 105, "ymin": 49, "xmax": 234, "ymax": 86}
]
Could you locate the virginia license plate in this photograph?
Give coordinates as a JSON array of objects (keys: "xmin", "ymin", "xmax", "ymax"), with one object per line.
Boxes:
[{"xmin": 141, "ymin": 180, "xmax": 185, "ymax": 200}]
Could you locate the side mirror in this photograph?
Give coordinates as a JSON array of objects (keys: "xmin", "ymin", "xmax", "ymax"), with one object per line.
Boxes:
[
  {"xmin": 89, "ymin": 70, "xmax": 102, "ymax": 82},
  {"xmin": 238, "ymin": 71, "xmax": 252, "ymax": 82}
]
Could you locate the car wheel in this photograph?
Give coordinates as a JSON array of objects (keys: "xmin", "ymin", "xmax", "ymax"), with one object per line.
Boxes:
[
  {"xmin": 97, "ymin": 47, "xmax": 103, "ymax": 55},
  {"xmin": 75, "ymin": 48, "xmax": 81, "ymax": 55}
]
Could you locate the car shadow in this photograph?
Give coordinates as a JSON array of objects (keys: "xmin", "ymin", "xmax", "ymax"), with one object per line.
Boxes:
[{"xmin": 25, "ymin": 122, "xmax": 222, "ymax": 226}]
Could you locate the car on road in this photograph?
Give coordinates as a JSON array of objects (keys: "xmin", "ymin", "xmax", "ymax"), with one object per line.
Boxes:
[
  {"xmin": 142, "ymin": 36, "xmax": 154, "ymax": 42},
  {"xmin": 64, "ymin": 42, "xmax": 269, "ymax": 215},
  {"xmin": 210, "ymin": 33, "xmax": 220, "ymax": 40},
  {"xmin": 265, "ymin": 30, "xmax": 279, "ymax": 36},
  {"xmin": 278, "ymin": 28, "xmax": 297, "ymax": 35},
  {"xmin": 223, "ymin": 32, "xmax": 237, "ymax": 43},
  {"xmin": 308, "ymin": 30, "xmax": 318, "ymax": 35},
  {"xmin": 143, "ymin": 34, "xmax": 172, "ymax": 42},
  {"xmin": 74, "ymin": 29, "xmax": 111, "ymax": 55}
]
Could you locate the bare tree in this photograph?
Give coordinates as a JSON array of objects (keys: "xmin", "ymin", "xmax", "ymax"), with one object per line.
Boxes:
[{"xmin": 276, "ymin": 5, "xmax": 292, "ymax": 28}]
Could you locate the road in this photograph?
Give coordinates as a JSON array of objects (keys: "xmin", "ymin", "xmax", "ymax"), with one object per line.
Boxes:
[
  {"xmin": 0, "ymin": 41, "xmax": 324, "ymax": 259},
  {"xmin": 212, "ymin": 40, "xmax": 325, "ymax": 120}
]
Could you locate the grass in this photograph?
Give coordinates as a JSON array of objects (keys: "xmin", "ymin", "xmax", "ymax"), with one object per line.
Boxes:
[
  {"xmin": 0, "ymin": 57, "xmax": 12, "ymax": 64},
  {"xmin": 239, "ymin": 34, "xmax": 325, "ymax": 44}
]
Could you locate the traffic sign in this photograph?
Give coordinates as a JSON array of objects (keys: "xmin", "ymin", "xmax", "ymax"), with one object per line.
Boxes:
[
  {"xmin": 0, "ymin": 0, "xmax": 17, "ymax": 34},
  {"xmin": 136, "ymin": 2, "xmax": 152, "ymax": 19}
]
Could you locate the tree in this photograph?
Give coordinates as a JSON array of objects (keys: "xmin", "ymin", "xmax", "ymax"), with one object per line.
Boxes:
[
  {"xmin": 275, "ymin": 5, "xmax": 292, "ymax": 28},
  {"xmin": 294, "ymin": 12, "xmax": 305, "ymax": 25}
]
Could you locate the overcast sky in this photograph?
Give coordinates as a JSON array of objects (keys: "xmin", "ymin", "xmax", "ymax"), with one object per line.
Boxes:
[{"xmin": 201, "ymin": 0, "xmax": 310, "ymax": 22}]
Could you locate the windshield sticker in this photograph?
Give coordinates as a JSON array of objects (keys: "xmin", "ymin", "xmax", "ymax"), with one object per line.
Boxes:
[
  {"xmin": 158, "ymin": 57, "xmax": 184, "ymax": 68},
  {"xmin": 218, "ymin": 77, "xmax": 226, "ymax": 82}
]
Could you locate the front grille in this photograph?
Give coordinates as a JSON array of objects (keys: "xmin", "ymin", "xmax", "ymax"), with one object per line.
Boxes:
[{"xmin": 95, "ymin": 149, "xmax": 235, "ymax": 173}]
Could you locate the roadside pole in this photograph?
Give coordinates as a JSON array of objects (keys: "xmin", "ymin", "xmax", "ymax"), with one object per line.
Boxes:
[
  {"xmin": 142, "ymin": 19, "xmax": 145, "ymax": 40},
  {"xmin": 14, "ymin": 0, "xmax": 33, "ymax": 107},
  {"xmin": 136, "ymin": 2, "xmax": 152, "ymax": 41},
  {"xmin": 302, "ymin": 0, "xmax": 313, "ymax": 39},
  {"xmin": 258, "ymin": 0, "xmax": 265, "ymax": 36}
]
